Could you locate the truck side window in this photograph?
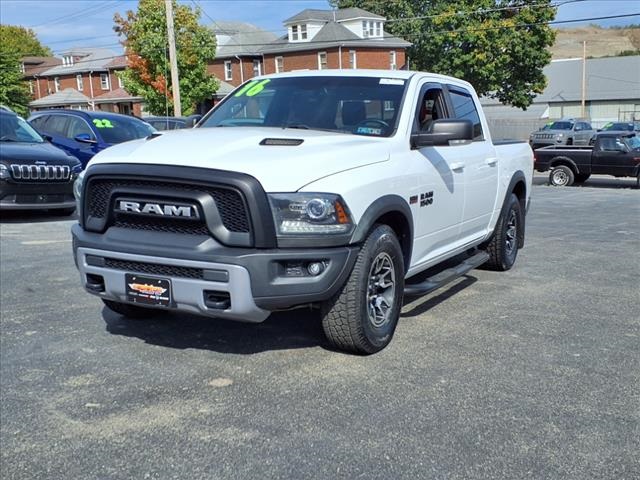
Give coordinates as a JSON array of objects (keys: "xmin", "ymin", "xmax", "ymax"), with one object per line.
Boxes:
[
  {"xmin": 414, "ymin": 86, "xmax": 447, "ymax": 133},
  {"xmin": 447, "ymin": 87, "xmax": 484, "ymax": 140}
]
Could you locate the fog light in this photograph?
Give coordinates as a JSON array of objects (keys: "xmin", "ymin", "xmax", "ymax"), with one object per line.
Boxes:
[{"xmin": 307, "ymin": 262, "xmax": 324, "ymax": 276}]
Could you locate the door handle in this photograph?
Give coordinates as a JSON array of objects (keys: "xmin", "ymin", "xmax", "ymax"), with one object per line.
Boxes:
[
  {"xmin": 485, "ymin": 157, "xmax": 498, "ymax": 166},
  {"xmin": 450, "ymin": 162, "xmax": 465, "ymax": 171}
]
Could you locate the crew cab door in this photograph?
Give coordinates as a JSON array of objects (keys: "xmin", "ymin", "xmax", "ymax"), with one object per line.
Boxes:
[
  {"xmin": 592, "ymin": 136, "xmax": 639, "ymax": 176},
  {"xmin": 445, "ymin": 85, "xmax": 499, "ymax": 242},
  {"xmin": 407, "ymin": 82, "xmax": 465, "ymax": 267}
]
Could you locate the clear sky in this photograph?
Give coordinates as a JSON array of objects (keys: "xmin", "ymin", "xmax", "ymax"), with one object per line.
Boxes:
[{"xmin": 1, "ymin": 0, "xmax": 639, "ymax": 55}]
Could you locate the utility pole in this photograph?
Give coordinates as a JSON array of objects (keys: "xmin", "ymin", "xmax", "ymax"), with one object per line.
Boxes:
[
  {"xmin": 581, "ymin": 40, "xmax": 586, "ymax": 118},
  {"xmin": 165, "ymin": 0, "xmax": 181, "ymax": 116}
]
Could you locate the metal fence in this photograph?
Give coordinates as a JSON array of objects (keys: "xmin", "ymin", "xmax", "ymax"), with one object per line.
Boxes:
[{"xmin": 486, "ymin": 118, "xmax": 549, "ymax": 141}]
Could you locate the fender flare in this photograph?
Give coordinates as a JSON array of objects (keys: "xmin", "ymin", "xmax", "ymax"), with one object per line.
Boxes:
[
  {"xmin": 498, "ymin": 170, "xmax": 527, "ymax": 248},
  {"xmin": 549, "ymin": 156, "xmax": 579, "ymax": 174},
  {"xmin": 350, "ymin": 194, "xmax": 414, "ymax": 271}
]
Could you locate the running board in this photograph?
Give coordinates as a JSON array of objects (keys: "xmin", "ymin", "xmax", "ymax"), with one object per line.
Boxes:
[{"xmin": 404, "ymin": 251, "xmax": 490, "ymax": 297}]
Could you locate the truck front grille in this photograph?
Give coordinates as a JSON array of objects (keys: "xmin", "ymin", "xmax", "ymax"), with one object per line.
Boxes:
[
  {"xmin": 86, "ymin": 178, "xmax": 250, "ymax": 233},
  {"xmin": 10, "ymin": 164, "xmax": 70, "ymax": 181},
  {"xmin": 104, "ymin": 257, "xmax": 204, "ymax": 279}
]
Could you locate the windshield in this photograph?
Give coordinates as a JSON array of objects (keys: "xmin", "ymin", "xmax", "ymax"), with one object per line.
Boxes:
[
  {"xmin": 93, "ymin": 116, "xmax": 156, "ymax": 144},
  {"xmin": 602, "ymin": 122, "xmax": 633, "ymax": 131},
  {"xmin": 0, "ymin": 114, "xmax": 44, "ymax": 143},
  {"xmin": 547, "ymin": 121, "xmax": 574, "ymax": 130},
  {"xmin": 199, "ymin": 76, "xmax": 407, "ymax": 137},
  {"xmin": 623, "ymin": 136, "xmax": 640, "ymax": 150}
]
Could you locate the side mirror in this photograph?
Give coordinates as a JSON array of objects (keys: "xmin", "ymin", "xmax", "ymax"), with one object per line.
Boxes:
[
  {"xmin": 41, "ymin": 133, "xmax": 53, "ymax": 142},
  {"xmin": 185, "ymin": 114, "xmax": 202, "ymax": 128},
  {"xmin": 74, "ymin": 133, "xmax": 97, "ymax": 144},
  {"xmin": 411, "ymin": 119, "xmax": 474, "ymax": 148}
]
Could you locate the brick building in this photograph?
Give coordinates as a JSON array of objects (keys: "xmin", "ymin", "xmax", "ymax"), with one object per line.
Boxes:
[
  {"xmin": 24, "ymin": 48, "xmax": 143, "ymax": 115},
  {"xmin": 208, "ymin": 7, "xmax": 411, "ymax": 90}
]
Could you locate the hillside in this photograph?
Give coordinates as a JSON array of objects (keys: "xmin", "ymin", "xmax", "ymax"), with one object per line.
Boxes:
[{"xmin": 552, "ymin": 26, "xmax": 640, "ymax": 59}]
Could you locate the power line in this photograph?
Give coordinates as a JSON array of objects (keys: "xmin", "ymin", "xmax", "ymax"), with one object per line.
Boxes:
[{"xmin": 28, "ymin": 1, "xmax": 120, "ymax": 29}]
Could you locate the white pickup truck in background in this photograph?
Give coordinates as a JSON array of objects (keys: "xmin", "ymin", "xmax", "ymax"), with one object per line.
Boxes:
[{"xmin": 72, "ymin": 70, "xmax": 533, "ymax": 354}]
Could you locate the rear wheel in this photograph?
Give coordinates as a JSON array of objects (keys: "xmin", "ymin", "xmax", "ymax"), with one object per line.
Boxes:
[
  {"xmin": 574, "ymin": 173, "xmax": 591, "ymax": 184},
  {"xmin": 549, "ymin": 165, "xmax": 575, "ymax": 187},
  {"xmin": 484, "ymin": 194, "xmax": 523, "ymax": 271},
  {"xmin": 321, "ymin": 224, "xmax": 404, "ymax": 355},
  {"xmin": 102, "ymin": 299, "xmax": 165, "ymax": 319}
]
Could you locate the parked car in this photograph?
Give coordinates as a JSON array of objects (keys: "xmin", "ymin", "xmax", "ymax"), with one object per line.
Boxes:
[
  {"xmin": 144, "ymin": 116, "xmax": 188, "ymax": 131},
  {"xmin": 534, "ymin": 132, "xmax": 640, "ymax": 187},
  {"xmin": 72, "ymin": 70, "xmax": 533, "ymax": 354},
  {"xmin": 0, "ymin": 109, "xmax": 81, "ymax": 214},
  {"xmin": 597, "ymin": 121, "xmax": 640, "ymax": 133},
  {"xmin": 529, "ymin": 119, "xmax": 595, "ymax": 150},
  {"xmin": 28, "ymin": 110, "xmax": 156, "ymax": 168}
]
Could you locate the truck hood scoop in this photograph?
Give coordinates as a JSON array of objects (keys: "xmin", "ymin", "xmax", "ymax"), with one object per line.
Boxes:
[{"xmin": 259, "ymin": 138, "xmax": 304, "ymax": 146}]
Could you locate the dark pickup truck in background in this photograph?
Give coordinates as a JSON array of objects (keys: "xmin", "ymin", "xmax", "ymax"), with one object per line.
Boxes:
[{"xmin": 534, "ymin": 132, "xmax": 640, "ymax": 187}]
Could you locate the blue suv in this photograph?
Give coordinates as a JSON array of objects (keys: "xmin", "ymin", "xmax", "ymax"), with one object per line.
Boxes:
[{"xmin": 28, "ymin": 110, "xmax": 156, "ymax": 168}]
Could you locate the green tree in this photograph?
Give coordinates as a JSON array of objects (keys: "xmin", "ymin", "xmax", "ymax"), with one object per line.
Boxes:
[
  {"xmin": 333, "ymin": 0, "xmax": 556, "ymax": 109},
  {"xmin": 0, "ymin": 51, "xmax": 31, "ymax": 116},
  {"xmin": 0, "ymin": 25, "xmax": 52, "ymax": 57},
  {"xmin": 114, "ymin": 0, "xmax": 218, "ymax": 115}
]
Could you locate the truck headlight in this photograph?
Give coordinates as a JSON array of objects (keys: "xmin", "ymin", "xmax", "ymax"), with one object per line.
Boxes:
[
  {"xmin": 0, "ymin": 164, "xmax": 10, "ymax": 180},
  {"xmin": 556, "ymin": 133, "xmax": 564, "ymax": 139},
  {"xmin": 73, "ymin": 169, "xmax": 85, "ymax": 202},
  {"xmin": 268, "ymin": 193, "xmax": 354, "ymax": 235}
]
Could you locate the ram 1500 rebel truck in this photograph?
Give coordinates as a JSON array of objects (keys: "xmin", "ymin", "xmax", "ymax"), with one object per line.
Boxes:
[
  {"xmin": 72, "ymin": 70, "xmax": 533, "ymax": 354},
  {"xmin": 535, "ymin": 132, "xmax": 640, "ymax": 187}
]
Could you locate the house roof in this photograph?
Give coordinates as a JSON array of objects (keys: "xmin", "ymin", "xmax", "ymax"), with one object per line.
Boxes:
[
  {"xmin": 105, "ymin": 55, "xmax": 128, "ymax": 69},
  {"xmin": 21, "ymin": 56, "xmax": 62, "ymax": 76},
  {"xmin": 94, "ymin": 87, "xmax": 141, "ymax": 103},
  {"xmin": 213, "ymin": 21, "xmax": 278, "ymax": 58},
  {"xmin": 481, "ymin": 55, "xmax": 640, "ymax": 106},
  {"xmin": 216, "ymin": 79, "xmax": 235, "ymax": 96},
  {"xmin": 29, "ymin": 88, "xmax": 91, "ymax": 107},
  {"xmin": 284, "ymin": 8, "xmax": 385, "ymax": 24},
  {"xmin": 41, "ymin": 48, "xmax": 119, "ymax": 75},
  {"xmin": 260, "ymin": 23, "xmax": 411, "ymax": 54}
]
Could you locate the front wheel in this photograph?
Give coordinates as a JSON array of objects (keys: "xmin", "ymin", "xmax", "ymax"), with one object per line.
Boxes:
[
  {"xmin": 549, "ymin": 165, "xmax": 575, "ymax": 187},
  {"xmin": 484, "ymin": 193, "xmax": 523, "ymax": 271},
  {"xmin": 321, "ymin": 225, "xmax": 404, "ymax": 355}
]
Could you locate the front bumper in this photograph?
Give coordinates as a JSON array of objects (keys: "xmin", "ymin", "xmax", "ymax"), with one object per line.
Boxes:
[
  {"xmin": 72, "ymin": 224, "xmax": 359, "ymax": 322},
  {"xmin": 0, "ymin": 180, "xmax": 75, "ymax": 210}
]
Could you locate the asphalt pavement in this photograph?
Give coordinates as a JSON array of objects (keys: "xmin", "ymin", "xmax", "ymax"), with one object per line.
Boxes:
[{"xmin": 1, "ymin": 175, "xmax": 639, "ymax": 480}]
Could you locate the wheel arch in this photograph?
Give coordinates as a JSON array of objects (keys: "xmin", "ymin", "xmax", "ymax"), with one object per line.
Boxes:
[
  {"xmin": 350, "ymin": 195, "xmax": 413, "ymax": 272},
  {"xmin": 500, "ymin": 171, "xmax": 527, "ymax": 248},
  {"xmin": 549, "ymin": 156, "xmax": 579, "ymax": 173}
]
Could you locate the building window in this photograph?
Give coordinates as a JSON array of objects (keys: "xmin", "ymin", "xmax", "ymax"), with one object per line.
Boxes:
[
  {"xmin": 224, "ymin": 60, "xmax": 232, "ymax": 81},
  {"xmin": 29, "ymin": 80, "xmax": 33, "ymax": 94},
  {"xmin": 318, "ymin": 51, "xmax": 327, "ymax": 70},
  {"xmin": 54, "ymin": 77, "xmax": 60, "ymax": 92},
  {"xmin": 300, "ymin": 24, "xmax": 307, "ymax": 40},
  {"xmin": 375, "ymin": 22, "xmax": 382, "ymax": 37},
  {"xmin": 291, "ymin": 25, "xmax": 298, "ymax": 41},
  {"xmin": 76, "ymin": 74, "xmax": 83, "ymax": 91},
  {"xmin": 62, "ymin": 55, "xmax": 74, "ymax": 67},
  {"xmin": 389, "ymin": 51, "xmax": 397, "ymax": 70},
  {"xmin": 349, "ymin": 50, "xmax": 357, "ymax": 69},
  {"xmin": 20, "ymin": 63, "xmax": 25, "ymax": 73},
  {"xmin": 100, "ymin": 73, "xmax": 110, "ymax": 90},
  {"xmin": 118, "ymin": 75, "xmax": 124, "ymax": 89},
  {"xmin": 275, "ymin": 56, "xmax": 284, "ymax": 73},
  {"xmin": 252, "ymin": 60, "xmax": 261, "ymax": 77}
]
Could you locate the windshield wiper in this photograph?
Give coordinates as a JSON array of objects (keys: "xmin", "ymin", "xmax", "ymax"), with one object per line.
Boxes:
[{"xmin": 282, "ymin": 123, "xmax": 310, "ymax": 130}]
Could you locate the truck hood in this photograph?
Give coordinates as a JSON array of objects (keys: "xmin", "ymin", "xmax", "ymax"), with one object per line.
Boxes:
[{"xmin": 89, "ymin": 127, "xmax": 390, "ymax": 192}]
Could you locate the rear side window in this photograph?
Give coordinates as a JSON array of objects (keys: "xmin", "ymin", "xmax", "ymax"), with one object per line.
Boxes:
[
  {"xmin": 46, "ymin": 115, "xmax": 70, "ymax": 137},
  {"xmin": 30, "ymin": 115, "xmax": 50, "ymax": 131},
  {"xmin": 66, "ymin": 117, "xmax": 95, "ymax": 139},
  {"xmin": 447, "ymin": 87, "xmax": 483, "ymax": 140}
]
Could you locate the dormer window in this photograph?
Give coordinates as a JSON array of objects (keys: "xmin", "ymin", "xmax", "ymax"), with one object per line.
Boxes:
[
  {"xmin": 362, "ymin": 20, "xmax": 382, "ymax": 38},
  {"xmin": 62, "ymin": 55, "xmax": 74, "ymax": 67},
  {"xmin": 20, "ymin": 63, "xmax": 25, "ymax": 74},
  {"xmin": 290, "ymin": 24, "xmax": 307, "ymax": 41}
]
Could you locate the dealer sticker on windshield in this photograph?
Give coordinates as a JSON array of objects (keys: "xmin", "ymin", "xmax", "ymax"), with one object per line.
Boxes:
[{"xmin": 379, "ymin": 78, "xmax": 405, "ymax": 86}]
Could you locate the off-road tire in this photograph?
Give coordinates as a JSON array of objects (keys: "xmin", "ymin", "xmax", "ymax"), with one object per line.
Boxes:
[
  {"xmin": 574, "ymin": 173, "xmax": 590, "ymax": 184},
  {"xmin": 102, "ymin": 299, "xmax": 164, "ymax": 319},
  {"xmin": 484, "ymin": 193, "xmax": 523, "ymax": 271},
  {"xmin": 549, "ymin": 165, "xmax": 575, "ymax": 187},
  {"xmin": 321, "ymin": 224, "xmax": 404, "ymax": 355}
]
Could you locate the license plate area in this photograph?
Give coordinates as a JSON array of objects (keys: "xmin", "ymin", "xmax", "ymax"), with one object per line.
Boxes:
[{"xmin": 125, "ymin": 274, "xmax": 171, "ymax": 307}]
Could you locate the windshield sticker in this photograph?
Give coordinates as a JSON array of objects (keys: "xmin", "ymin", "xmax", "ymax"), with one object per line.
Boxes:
[
  {"xmin": 92, "ymin": 118, "xmax": 114, "ymax": 128},
  {"xmin": 379, "ymin": 78, "xmax": 405, "ymax": 86},
  {"xmin": 356, "ymin": 127, "xmax": 382, "ymax": 135},
  {"xmin": 234, "ymin": 79, "xmax": 271, "ymax": 98}
]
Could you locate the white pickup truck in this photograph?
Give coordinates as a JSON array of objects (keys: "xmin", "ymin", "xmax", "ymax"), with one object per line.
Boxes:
[{"xmin": 72, "ymin": 70, "xmax": 533, "ymax": 354}]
